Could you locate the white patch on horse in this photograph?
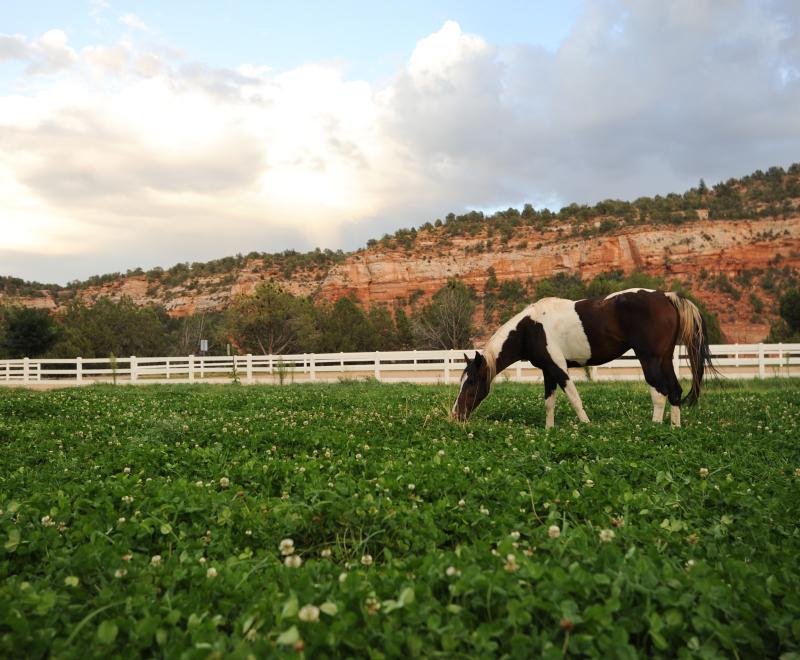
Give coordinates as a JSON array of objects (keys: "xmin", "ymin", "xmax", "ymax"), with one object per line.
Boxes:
[
  {"xmin": 530, "ymin": 298, "xmax": 592, "ymax": 365},
  {"xmin": 650, "ymin": 386, "xmax": 666, "ymax": 423},
  {"xmin": 604, "ymin": 288, "xmax": 655, "ymax": 300},
  {"xmin": 670, "ymin": 405, "xmax": 681, "ymax": 427},
  {"xmin": 563, "ymin": 379, "xmax": 590, "ymax": 422},
  {"xmin": 545, "ymin": 391, "xmax": 556, "ymax": 428}
]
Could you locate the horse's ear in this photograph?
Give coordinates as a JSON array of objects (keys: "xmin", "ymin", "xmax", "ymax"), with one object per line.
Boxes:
[
  {"xmin": 463, "ymin": 352, "xmax": 471, "ymax": 364},
  {"xmin": 474, "ymin": 351, "xmax": 484, "ymax": 365}
]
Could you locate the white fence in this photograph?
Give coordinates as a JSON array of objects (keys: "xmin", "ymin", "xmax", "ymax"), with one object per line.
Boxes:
[{"xmin": 0, "ymin": 344, "xmax": 799, "ymax": 387}]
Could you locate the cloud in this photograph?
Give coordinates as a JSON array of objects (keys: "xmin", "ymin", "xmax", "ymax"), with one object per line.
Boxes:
[
  {"xmin": 0, "ymin": 29, "xmax": 78, "ymax": 74},
  {"xmin": 119, "ymin": 13, "xmax": 148, "ymax": 32},
  {"xmin": 1, "ymin": 1, "xmax": 799, "ymax": 284}
]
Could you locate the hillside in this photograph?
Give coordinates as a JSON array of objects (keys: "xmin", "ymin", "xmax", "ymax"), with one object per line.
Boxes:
[{"xmin": 3, "ymin": 164, "xmax": 800, "ymax": 343}]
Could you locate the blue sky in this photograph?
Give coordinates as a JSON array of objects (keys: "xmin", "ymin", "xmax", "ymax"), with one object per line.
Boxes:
[
  {"xmin": 3, "ymin": 1, "xmax": 580, "ymax": 80},
  {"xmin": 1, "ymin": 1, "xmax": 798, "ymax": 284}
]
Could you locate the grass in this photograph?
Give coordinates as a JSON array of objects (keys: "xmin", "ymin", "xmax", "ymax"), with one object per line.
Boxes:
[{"xmin": 1, "ymin": 380, "xmax": 799, "ymax": 658}]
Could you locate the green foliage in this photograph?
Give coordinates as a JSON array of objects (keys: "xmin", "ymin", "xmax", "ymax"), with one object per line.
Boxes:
[
  {"xmin": 768, "ymin": 288, "xmax": 800, "ymax": 341},
  {"xmin": 0, "ymin": 382, "xmax": 799, "ymax": 656},
  {"xmin": 315, "ymin": 297, "xmax": 378, "ymax": 353},
  {"xmin": 224, "ymin": 283, "xmax": 317, "ymax": 355},
  {"xmin": 0, "ymin": 306, "xmax": 60, "ymax": 358},
  {"xmin": 49, "ymin": 298, "xmax": 171, "ymax": 358}
]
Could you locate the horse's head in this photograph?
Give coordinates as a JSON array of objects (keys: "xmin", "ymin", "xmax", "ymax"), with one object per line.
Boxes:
[{"xmin": 451, "ymin": 351, "xmax": 491, "ymax": 422}]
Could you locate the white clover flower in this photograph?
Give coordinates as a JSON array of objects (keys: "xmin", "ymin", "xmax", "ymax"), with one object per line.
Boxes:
[
  {"xmin": 458, "ymin": 499, "xmax": 466, "ymax": 507},
  {"xmin": 114, "ymin": 568, "xmax": 127, "ymax": 578},
  {"xmin": 795, "ymin": 467, "xmax": 800, "ymax": 477},
  {"xmin": 446, "ymin": 566, "xmax": 461, "ymax": 577},
  {"xmin": 298, "ymin": 604, "xmax": 320, "ymax": 622},
  {"xmin": 504, "ymin": 554, "xmax": 519, "ymax": 572},
  {"xmin": 463, "ymin": 466, "xmax": 470, "ymax": 475},
  {"xmin": 195, "ymin": 480, "xmax": 204, "ymax": 487},
  {"xmin": 361, "ymin": 554, "xmax": 373, "ymax": 566},
  {"xmin": 198, "ymin": 557, "xmax": 207, "ymax": 564},
  {"xmin": 510, "ymin": 531, "xmax": 521, "ymax": 540},
  {"xmin": 548, "ymin": 525, "xmax": 561, "ymax": 539},
  {"xmin": 699, "ymin": 467, "xmax": 709, "ymax": 479},
  {"xmin": 121, "ymin": 495, "xmax": 134, "ymax": 504},
  {"xmin": 41, "ymin": 515, "xmax": 55, "ymax": 527},
  {"xmin": 480, "ymin": 506, "xmax": 489, "ymax": 515},
  {"xmin": 64, "ymin": 576, "xmax": 79, "ymax": 587},
  {"xmin": 219, "ymin": 477, "xmax": 230, "ymax": 488},
  {"xmin": 117, "ymin": 517, "xmax": 126, "ymax": 524},
  {"xmin": 123, "ymin": 467, "xmax": 131, "ymax": 474},
  {"xmin": 151, "ymin": 555, "xmax": 162, "ymax": 566},
  {"xmin": 407, "ymin": 483, "xmax": 415, "ymax": 491},
  {"xmin": 599, "ymin": 529, "xmax": 616, "ymax": 543},
  {"xmin": 279, "ymin": 538, "xmax": 295, "ymax": 556},
  {"xmin": 585, "ymin": 479, "xmax": 595, "ymax": 488},
  {"xmin": 365, "ymin": 597, "xmax": 381, "ymax": 616},
  {"xmin": 438, "ymin": 450, "xmax": 445, "ymax": 457},
  {"xmin": 338, "ymin": 572, "xmax": 348, "ymax": 583},
  {"xmin": 320, "ymin": 548, "xmax": 332, "ymax": 558},
  {"xmin": 206, "ymin": 567, "xmax": 218, "ymax": 578},
  {"xmin": 285, "ymin": 555, "xmax": 303, "ymax": 568},
  {"xmin": 121, "ymin": 554, "xmax": 133, "ymax": 562}
]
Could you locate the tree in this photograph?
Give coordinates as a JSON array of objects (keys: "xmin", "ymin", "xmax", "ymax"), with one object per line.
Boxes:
[
  {"xmin": 224, "ymin": 283, "xmax": 317, "ymax": 355},
  {"xmin": 316, "ymin": 296, "xmax": 378, "ymax": 352},
  {"xmin": 413, "ymin": 280, "xmax": 476, "ymax": 349},
  {"xmin": 0, "ymin": 306, "xmax": 59, "ymax": 358},
  {"xmin": 51, "ymin": 297, "xmax": 171, "ymax": 357},
  {"xmin": 779, "ymin": 288, "xmax": 800, "ymax": 333}
]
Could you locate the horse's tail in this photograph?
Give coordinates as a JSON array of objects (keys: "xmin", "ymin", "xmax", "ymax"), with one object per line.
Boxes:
[{"xmin": 665, "ymin": 292, "xmax": 715, "ymax": 406}]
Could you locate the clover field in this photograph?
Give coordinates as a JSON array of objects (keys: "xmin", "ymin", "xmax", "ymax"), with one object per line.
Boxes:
[{"xmin": 1, "ymin": 380, "xmax": 799, "ymax": 659}]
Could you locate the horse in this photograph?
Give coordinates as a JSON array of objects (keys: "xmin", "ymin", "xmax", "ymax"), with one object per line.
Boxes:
[{"xmin": 451, "ymin": 288, "xmax": 714, "ymax": 428}]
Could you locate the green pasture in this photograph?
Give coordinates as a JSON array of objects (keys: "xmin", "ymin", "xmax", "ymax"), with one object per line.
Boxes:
[{"xmin": 1, "ymin": 380, "xmax": 799, "ymax": 658}]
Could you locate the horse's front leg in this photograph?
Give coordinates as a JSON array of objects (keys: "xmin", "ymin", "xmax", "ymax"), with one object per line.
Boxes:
[
  {"xmin": 543, "ymin": 373, "xmax": 557, "ymax": 429},
  {"xmin": 563, "ymin": 379, "xmax": 590, "ymax": 423}
]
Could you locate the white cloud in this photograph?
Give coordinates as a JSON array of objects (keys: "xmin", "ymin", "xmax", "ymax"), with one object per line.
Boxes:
[
  {"xmin": 1, "ymin": 2, "xmax": 799, "ymax": 284},
  {"xmin": 119, "ymin": 13, "xmax": 148, "ymax": 32}
]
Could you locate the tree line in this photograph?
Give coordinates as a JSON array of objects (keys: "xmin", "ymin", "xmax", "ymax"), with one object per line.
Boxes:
[
  {"xmin": 0, "ymin": 281, "xmax": 476, "ymax": 359},
  {"xmin": 6, "ymin": 273, "xmax": 783, "ymax": 361}
]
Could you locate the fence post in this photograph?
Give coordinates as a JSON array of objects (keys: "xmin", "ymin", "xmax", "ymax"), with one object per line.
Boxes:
[
  {"xmin": 310, "ymin": 354, "xmax": 316, "ymax": 381},
  {"xmin": 37, "ymin": 362, "xmax": 41, "ymax": 382},
  {"xmin": 778, "ymin": 343, "xmax": 783, "ymax": 377},
  {"xmin": 199, "ymin": 356, "xmax": 205, "ymax": 380},
  {"xmin": 374, "ymin": 352, "xmax": 380, "ymax": 380},
  {"xmin": 268, "ymin": 354, "xmax": 273, "ymax": 375},
  {"xmin": 516, "ymin": 360, "xmax": 522, "ymax": 380},
  {"xmin": 165, "ymin": 358, "xmax": 171, "ymax": 380},
  {"xmin": 130, "ymin": 356, "xmax": 137, "ymax": 382},
  {"xmin": 591, "ymin": 366, "xmax": 598, "ymax": 381},
  {"xmin": 23, "ymin": 357, "xmax": 29, "ymax": 385},
  {"xmin": 758, "ymin": 343, "xmax": 765, "ymax": 379},
  {"xmin": 734, "ymin": 344, "xmax": 740, "ymax": 368},
  {"xmin": 444, "ymin": 351, "xmax": 450, "ymax": 385},
  {"xmin": 246, "ymin": 354, "xmax": 253, "ymax": 383},
  {"xmin": 76, "ymin": 357, "xmax": 83, "ymax": 384},
  {"xmin": 189, "ymin": 354, "xmax": 195, "ymax": 383}
]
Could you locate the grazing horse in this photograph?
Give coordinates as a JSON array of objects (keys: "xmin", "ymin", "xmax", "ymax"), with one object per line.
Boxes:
[{"xmin": 452, "ymin": 289, "xmax": 714, "ymax": 428}]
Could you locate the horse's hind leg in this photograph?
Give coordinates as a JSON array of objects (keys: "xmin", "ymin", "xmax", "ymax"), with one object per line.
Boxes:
[
  {"xmin": 660, "ymin": 353, "xmax": 683, "ymax": 427},
  {"xmin": 649, "ymin": 386, "xmax": 667, "ymax": 423},
  {"xmin": 637, "ymin": 352, "xmax": 670, "ymax": 424}
]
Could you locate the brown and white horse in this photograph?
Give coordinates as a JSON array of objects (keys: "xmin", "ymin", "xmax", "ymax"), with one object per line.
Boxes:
[{"xmin": 452, "ymin": 289, "xmax": 714, "ymax": 428}]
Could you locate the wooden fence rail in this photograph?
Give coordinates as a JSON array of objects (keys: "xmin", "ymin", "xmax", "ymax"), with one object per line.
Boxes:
[{"xmin": 1, "ymin": 344, "xmax": 799, "ymax": 387}]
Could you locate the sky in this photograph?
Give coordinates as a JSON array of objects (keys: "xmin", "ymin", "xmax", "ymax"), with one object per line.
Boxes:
[{"xmin": 1, "ymin": 1, "xmax": 799, "ymax": 285}]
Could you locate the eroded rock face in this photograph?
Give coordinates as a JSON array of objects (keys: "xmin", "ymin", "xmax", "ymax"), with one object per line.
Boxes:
[{"xmin": 4, "ymin": 216, "xmax": 799, "ymax": 342}]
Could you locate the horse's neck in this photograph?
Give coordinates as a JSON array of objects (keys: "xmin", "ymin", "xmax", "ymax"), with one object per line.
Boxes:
[{"xmin": 483, "ymin": 337, "xmax": 524, "ymax": 382}]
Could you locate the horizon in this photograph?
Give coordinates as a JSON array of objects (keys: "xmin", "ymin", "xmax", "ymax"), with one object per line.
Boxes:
[{"xmin": 2, "ymin": 1, "xmax": 799, "ymax": 285}]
